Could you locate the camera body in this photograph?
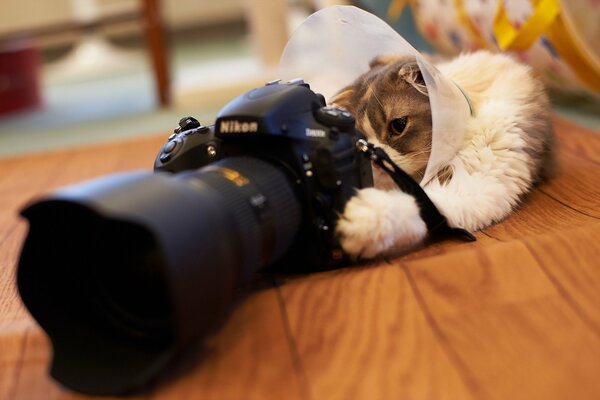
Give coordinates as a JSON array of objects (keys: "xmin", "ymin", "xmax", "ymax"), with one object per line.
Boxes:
[{"xmin": 154, "ymin": 79, "xmax": 373, "ymax": 270}]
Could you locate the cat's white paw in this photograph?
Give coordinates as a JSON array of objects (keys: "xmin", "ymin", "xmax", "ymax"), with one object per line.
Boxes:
[{"xmin": 336, "ymin": 188, "xmax": 427, "ymax": 258}]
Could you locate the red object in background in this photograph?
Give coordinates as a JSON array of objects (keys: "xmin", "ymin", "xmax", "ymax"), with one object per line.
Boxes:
[{"xmin": 0, "ymin": 41, "xmax": 42, "ymax": 116}]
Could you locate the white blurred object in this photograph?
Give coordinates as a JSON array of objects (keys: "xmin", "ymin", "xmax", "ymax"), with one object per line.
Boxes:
[
  {"xmin": 278, "ymin": 6, "xmax": 471, "ymax": 185},
  {"xmin": 46, "ymin": 0, "xmax": 143, "ymax": 82},
  {"xmin": 244, "ymin": 0, "xmax": 289, "ymax": 69},
  {"xmin": 72, "ymin": 0, "xmax": 100, "ymax": 23}
]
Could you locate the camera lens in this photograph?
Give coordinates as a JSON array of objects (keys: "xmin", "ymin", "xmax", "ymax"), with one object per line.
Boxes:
[
  {"xmin": 17, "ymin": 157, "xmax": 301, "ymax": 394},
  {"xmin": 179, "ymin": 157, "xmax": 302, "ymax": 270}
]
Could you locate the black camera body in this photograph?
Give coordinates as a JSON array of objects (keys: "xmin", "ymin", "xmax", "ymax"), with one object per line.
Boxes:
[
  {"xmin": 154, "ymin": 79, "xmax": 373, "ymax": 270},
  {"xmin": 16, "ymin": 79, "xmax": 373, "ymax": 395}
]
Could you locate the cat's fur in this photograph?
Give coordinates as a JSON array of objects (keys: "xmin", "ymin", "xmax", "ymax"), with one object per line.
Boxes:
[{"xmin": 331, "ymin": 51, "xmax": 555, "ymax": 258}]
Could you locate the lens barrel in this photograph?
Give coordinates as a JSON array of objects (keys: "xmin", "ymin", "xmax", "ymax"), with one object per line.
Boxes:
[{"xmin": 17, "ymin": 157, "xmax": 300, "ymax": 395}]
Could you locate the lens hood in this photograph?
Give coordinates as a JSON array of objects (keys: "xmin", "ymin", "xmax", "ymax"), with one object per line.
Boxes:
[{"xmin": 18, "ymin": 171, "xmax": 248, "ymax": 394}]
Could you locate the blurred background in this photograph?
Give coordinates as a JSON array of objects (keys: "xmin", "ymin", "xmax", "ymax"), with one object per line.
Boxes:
[{"xmin": 0, "ymin": 0, "xmax": 598, "ymax": 158}]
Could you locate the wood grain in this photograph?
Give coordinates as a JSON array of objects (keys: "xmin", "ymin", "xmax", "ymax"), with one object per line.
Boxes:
[
  {"xmin": 275, "ymin": 264, "xmax": 476, "ymax": 400},
  {"xmin": 399, "ymin": 238, "xmax": 600, "ymax": 400},
  {"xmin": 1, "ymin": 118, "xmax": 600, "ymax": 399},
  {"xmin": 523, "ymin": 222, "xmax": 600, "ymax": 334},
  {"xmin": 481, "ymin": 186, "xmax": 595, "ymax": 241},
  {"xmin": 540, "ymin": 152, "xmax": 600, "ymax": 218},
  {"xmin": 553, "ymin": 117, "xmax": 600, "ymax": 164},
  {"xmin": 149, "ymin": 286, "xmax": 306, "ymax": 400}
]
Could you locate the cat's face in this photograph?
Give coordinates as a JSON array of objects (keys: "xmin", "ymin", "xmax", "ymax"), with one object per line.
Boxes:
[{"xmin": 331, "ymin": 55, "xmax": 432, "ymax": 186}]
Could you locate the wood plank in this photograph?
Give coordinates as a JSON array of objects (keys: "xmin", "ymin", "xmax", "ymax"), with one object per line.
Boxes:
[
  {"xmin": 0, "ymin": 224, "xmax": 33, "ymax": 335},
  {"xmin": 276, "ymin": 263, "xmax": 476, "ymax": 400},
  {"xmin": 553, "ymin": 117, "xmax": 600, "ymax": 165},
  {"xmin": 397, "ymin": 231, "xmax": 499, "ymax": 262},
  {"xmin": 523, "ymin": 222, "xmax": 600, "ymax": 334},
  {"xmin": 0, "ymin": 134, "xmax": 164, "ymax": 179},
  {"xmin": 400, "ymin": 239, "xmax": 600, "ymax": 400},
  {"xmin": 149, "ymin": 285, "xmax": 306, "ymax": 400},
  {"xmin": 541, "ymin": 152, "xmax": 600, "ymax": 218},
  {"xmin": 482, "ymin": 187, "xmax": 595, "ymax": 241},
  {"xmin": 0, "ymin": 330, "xmax": 26, "ymax": 400}
]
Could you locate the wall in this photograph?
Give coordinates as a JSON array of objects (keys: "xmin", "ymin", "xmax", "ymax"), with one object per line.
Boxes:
[{"xmin": 0, "ymin": 0, "xmax": 246, "ymax": 44}]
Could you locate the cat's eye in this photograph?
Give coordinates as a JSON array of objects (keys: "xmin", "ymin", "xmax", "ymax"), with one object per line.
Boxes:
[{"xmin": 388, "ymin": 117, "xmax": 408, "ymax": 137}]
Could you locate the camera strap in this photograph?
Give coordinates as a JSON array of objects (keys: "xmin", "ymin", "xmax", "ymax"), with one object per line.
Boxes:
[{"xmin": 356, "ymin": 139, "xmax": 476, "ymax": 242}]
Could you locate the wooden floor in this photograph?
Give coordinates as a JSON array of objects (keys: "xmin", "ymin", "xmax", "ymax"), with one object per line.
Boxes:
[{"xmin": 1, "ymin": 117, "xmax": 600, "ymax": 400}]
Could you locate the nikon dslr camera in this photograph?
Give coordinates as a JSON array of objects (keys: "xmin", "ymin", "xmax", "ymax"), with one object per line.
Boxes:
[
  {"xmin": 17, "ymin": 79, "xmax": 373, "ymax": 395},
  {"xmin": 153, "ymin": 78, "xmax": 372, "ymax": 270}
]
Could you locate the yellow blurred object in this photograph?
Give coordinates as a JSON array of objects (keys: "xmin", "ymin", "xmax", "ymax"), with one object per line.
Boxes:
[
  {"xmin": 493, "ymin": 0, "xmax": 560, "ymax": 51},
  {"xmin": 494, "ymin": 0, "xmax": 600, "ymax": 93},
  {"xmin": 387, "ymin": 0, "xmax": 600, "ymax": 97}
]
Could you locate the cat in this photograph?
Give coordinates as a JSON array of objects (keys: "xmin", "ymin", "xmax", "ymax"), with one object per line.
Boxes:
[{"xmin": 331, "ymin": 50, "xmax": 555, "ymax": 258}]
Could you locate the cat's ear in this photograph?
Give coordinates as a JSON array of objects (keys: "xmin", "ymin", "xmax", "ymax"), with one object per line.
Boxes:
[
  {"xmin": 398, "ymin": 60, "xmax": 425, "ymax": 85},
  {"xmin": 398, "ymin": 60, "xmax": 428, "ymax": 96},
  {"xmin": 330, "ymin": 85, "xmax": 355, "ymax": 110},
  {"xmin": 369, "ymin": 54, "xmax": 402, "ymax": 69}
]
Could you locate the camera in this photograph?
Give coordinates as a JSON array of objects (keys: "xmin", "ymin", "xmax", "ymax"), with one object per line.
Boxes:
[{"xmin": 16, "ymin": 79, "xmax": 373, "ymax": 395}]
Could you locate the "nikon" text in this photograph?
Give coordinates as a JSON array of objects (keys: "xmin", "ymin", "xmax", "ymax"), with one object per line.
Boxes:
[{"xmin": 220, "ymin": 120, "xmax": 259, "ymax": 133}]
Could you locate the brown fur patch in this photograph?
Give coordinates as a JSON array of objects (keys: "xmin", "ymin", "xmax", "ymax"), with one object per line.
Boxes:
[{"xmin": 437, "ymin": 164, "xmax": 454, "ymax": 185}]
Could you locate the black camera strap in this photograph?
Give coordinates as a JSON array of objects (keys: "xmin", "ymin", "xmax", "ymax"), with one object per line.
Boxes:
[{"xmin": 356, "ymin": 139, "xmax": 476, "ymax": 242}]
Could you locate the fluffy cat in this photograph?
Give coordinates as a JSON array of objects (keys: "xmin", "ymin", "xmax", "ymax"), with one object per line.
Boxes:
[{"xmin": 331, "ymin": 50, "xmax": 555, "ymax": 258}]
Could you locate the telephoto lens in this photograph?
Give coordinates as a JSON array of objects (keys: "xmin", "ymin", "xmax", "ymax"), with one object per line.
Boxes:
[{"xmin": 17, "ymin": 157, "xmax": 300, "ymax": 395}]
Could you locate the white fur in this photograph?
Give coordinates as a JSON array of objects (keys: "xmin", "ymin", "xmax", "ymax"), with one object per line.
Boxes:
[
  {"xmin": 337, "ymin": 52, "xmax": 543, "ymax": 257},
  {"xmin": 336, "ymin": 188, "xmax": 427, "ymax": 258}
]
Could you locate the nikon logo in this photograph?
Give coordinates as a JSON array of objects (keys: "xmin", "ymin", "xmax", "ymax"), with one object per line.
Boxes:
[{"xmin": 219, "ymin": 120, "xmax": 259, "ymax": 133}]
